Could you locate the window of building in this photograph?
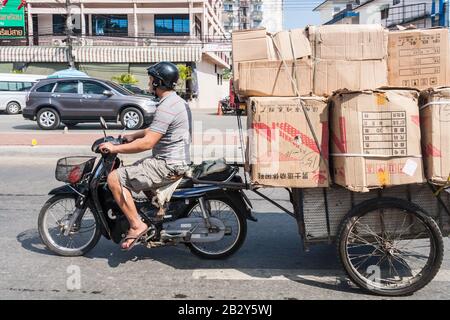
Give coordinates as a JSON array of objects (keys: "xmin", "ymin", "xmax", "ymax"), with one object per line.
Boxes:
[
  {"xmin": 253, "ymin": 4, "xmax": 262, "ymax": 11},
  {"xmin": 53, "ymin": 15, "xmax": 66, "ymax": 35},
  {"xmin": 381, "ymin": 7, "xmax": 390, "ymax": 20},
  {"xmin": 92, "ymin": 15, "xmax": 128, "ymax": 36},
  {"xmin": 155, "ymin": 15, "xmax": 190, "ymax": 35},
  {"xmin": 53, "ymin": 15, "xmax": 82, "ymax": 35},
  {"xmin": 224, "ymin": 4, "xmax": 233, "ymax": 11},
  {"xmin": 36, "ymin": 83, "xmax": 56, "ymax": 93},
  {"xmin": 83, "ymin": 81, "xmax": 107, "ymax": 95},
  {"xmin": 54, "ymin": 81, "xmax": 79, "ymax": 94}
]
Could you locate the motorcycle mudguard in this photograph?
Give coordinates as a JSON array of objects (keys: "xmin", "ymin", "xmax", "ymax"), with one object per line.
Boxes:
[{"xmin": 49, "ymin": 184, "xmax": 81, "ymax": 196}]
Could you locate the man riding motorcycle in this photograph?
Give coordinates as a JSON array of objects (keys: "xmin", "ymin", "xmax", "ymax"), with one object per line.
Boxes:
[{"xmin": 99, "ymin": 62, "xmax": 192, "ymax": 251}]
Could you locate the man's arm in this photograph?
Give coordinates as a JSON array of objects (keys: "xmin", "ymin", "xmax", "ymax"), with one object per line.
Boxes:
[
  {"xmin": 100, "ymin": 129, "xmax": 162, "ymax": 154},
  {"xmin": 123, "ymin": 129, "xmax": 147, "ymax": 142}
]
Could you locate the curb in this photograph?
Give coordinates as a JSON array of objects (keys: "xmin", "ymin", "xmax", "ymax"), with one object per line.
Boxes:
[{"xmin": 0, "ymin": 145, "xmax": 244, "ymax": 163}]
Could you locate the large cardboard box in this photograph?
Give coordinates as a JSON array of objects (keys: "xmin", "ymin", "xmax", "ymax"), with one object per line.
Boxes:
[
  {"xmin": 247, "ymin": 96, "xmax": 329, "ymax": 188},
  {"xmin": 330, "ymin": 89, "xmax": 425, "ymax": 192},
  {"xmin": 388, "ymin": 28, "xmax": 449, "ymax": 89},
  {"xmin": 272, "ymin": 29, "xmax": 312, "ymax": 61},
  {"xmin": 232, "ymin": 28, "xmax": 276, "ymax": 83},
  {"xmin": 313, "ymin": 59, "xmax": 388, "ymax": 96},
  {"xmin": 419, "ymin": 87, "xmax": 450, "ymax": 185},
  {"xmin": 238, "ymin": 59, "xmax": 313, "ymax": 97},
  {"xmin": 232, "ymin": 27, "xmax": 312, "ymax": 84},
  {"xmin": 308, "ymin": 24, "xmax": 388, "ymax": 61}
]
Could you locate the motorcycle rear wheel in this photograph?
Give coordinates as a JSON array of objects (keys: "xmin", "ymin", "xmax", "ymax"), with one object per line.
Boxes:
[{"xmin": 184, "ymin": 195, "xmax": 247, "ymax": 260}]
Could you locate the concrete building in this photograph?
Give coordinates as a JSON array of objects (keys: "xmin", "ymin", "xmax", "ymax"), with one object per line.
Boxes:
[
  {"xmin": 0, "ymin": 0, "xmax": 231, "ymax": 108},
  {"xmin": 314, "ymin": 0, "xmax": 449, "ymax": 29},
  {"xmin": 222, "ymin": 0, "xmax": 282, "ymax": 33}
]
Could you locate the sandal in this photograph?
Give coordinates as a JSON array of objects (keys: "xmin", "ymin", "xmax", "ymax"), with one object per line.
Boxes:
[{"xmin": 120, "ymin": 227, "xmax": 151, "ymax": 251}]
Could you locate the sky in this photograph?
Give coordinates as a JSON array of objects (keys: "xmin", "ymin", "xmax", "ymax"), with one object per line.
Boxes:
[{"xmin": 282, "ymin": 0, "xmax": 323, "ymax": 29}]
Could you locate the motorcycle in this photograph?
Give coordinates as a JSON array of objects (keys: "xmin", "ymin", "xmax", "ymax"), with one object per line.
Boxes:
[{"xmin": 38, "ymin": 118, "xmax": 255, "ymax": 259}]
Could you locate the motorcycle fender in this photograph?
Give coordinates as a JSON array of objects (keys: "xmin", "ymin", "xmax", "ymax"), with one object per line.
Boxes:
[{"xmin": 49, "ymin": 184, "xmax": 81, "ymax": 196}]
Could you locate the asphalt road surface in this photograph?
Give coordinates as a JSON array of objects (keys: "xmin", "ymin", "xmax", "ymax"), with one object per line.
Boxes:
[
  {"xmin": 1, "ymin": 157, "xmax": 449, "ymax": 300},
  {"xmin": 0, "ymin": 110, "xmax": 242, "ymax": 134}
]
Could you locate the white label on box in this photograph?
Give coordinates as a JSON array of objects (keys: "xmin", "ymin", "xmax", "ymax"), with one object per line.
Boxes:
[{"xmin": 402, "ymin": 159, "xmax": 418, "ymax": 177}]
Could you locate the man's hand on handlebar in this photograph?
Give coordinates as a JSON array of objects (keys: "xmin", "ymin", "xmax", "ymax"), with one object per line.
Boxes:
[
  {"xmin": 121, "ymin": 134, "xmax": 135, "ymax": 144},
  {"xmin": 99, "ymin": 142, "xmax": 117, "ymax": 154}
]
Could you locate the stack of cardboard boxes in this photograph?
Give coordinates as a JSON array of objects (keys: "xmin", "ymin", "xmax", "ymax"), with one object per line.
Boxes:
[{"xmin": 234, "ymin": 25, "xmax": 450, "ymax": 191}]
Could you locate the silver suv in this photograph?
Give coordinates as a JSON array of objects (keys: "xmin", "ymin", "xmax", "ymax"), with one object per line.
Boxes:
[{"xmin": 23, "ymin": 77, "xmax": 158, "ymax": 130}]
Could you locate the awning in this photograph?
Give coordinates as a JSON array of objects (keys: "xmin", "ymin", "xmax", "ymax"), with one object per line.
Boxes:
[
  {"xmin": 74, "ymin": 46, "xmax": 203, "ymax": 63},
  {"xmin": 0, "ymin": 47, "xmax": 68, "ymax": 63},
  {"xmin": 0, "ymin": 46, "xmax": 203, "ymax": 63}
]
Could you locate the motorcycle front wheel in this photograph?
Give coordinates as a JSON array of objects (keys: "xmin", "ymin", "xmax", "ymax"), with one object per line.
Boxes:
[
  {"xmin": 184, "ymin": 195, "xmax": 247, "ymax": 260},
  {"xmin": 38, "ymin": 195, "xmax": 102, "ymax": 257}
]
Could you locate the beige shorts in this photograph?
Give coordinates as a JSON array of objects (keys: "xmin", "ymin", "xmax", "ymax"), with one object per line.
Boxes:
[{"xmin": 116, "ymin": 157, "xmax": 176, "ymax": 193}]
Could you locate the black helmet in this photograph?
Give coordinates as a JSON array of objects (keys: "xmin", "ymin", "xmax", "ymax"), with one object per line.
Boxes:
[{"xmin": 147, "ymin": 62, "xmax": 179, "ymax": 90}]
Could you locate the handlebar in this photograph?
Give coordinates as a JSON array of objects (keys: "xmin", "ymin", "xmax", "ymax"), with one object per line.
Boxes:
[{"xmin": 92, "ymin": 136, "xmax": 123, "ymax": 154}]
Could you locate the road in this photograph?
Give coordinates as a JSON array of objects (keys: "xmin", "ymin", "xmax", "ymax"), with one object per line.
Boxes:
[
  {"xmin": 0, "ymin": 157, "xmax": 449, "ymax": 300},
  {"xmin": 0, "ymin": 110, "xmax": 243, "ymax": 134},
  {"xmin": 0, "ymin": 112, "xmax": 450, "ymax": 300}
]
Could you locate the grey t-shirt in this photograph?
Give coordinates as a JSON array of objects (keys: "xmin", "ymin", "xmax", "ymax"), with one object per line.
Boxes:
[{"xmin": 149, "ymin": 92, "xmax": 192, "ymax": 166}]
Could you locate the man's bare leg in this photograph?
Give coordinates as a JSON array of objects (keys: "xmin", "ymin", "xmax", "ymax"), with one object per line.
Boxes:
[{"xmin": 107, "ymin": 171, "xmax": 148, "ymax": 249}]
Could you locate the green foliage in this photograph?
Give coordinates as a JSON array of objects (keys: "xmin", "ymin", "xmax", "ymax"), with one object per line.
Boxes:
[
  {"xmin": 222, "ymin": 68, "xmax": 232, "ymax": 80},
  {"xmin": 177, "ymin": 64, "xmax": 192, "ymax": 81},
  {"xmin": 111, "ymin": 73, "xmax": 139, "ymax": 85}
]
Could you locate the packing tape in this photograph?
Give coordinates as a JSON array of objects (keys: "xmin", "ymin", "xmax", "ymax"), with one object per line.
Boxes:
[
  {"xmin": 419, "ymin": 101, "xmax": 450, "ymax": 111},
  {"xmin": 331, "ymin": 153, "xmax": 422, "ymax": 158}
]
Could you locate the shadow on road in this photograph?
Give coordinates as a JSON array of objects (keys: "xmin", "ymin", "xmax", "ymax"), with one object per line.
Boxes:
[{"xmin": 16, "ymin": 211, "xmax": 358, "ymax": 295}]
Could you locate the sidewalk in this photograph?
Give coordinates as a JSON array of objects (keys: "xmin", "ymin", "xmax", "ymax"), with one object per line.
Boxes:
[{"xmin": 0, "ymin": 131, "xmax": 245, "ymax": 163}]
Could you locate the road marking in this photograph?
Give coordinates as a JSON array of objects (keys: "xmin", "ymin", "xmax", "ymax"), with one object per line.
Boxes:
[
  {"xmin": 192, "ymin": 269, "xmax": 345, "ymax": 283},
  {"xmin": 192, "ymin": 269, "xmax": 450, "ymax": 283}
]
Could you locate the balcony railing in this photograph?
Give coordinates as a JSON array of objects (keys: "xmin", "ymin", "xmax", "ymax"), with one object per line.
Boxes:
[
  {"xmin": 33, "ymin": 34, "xmax": 231, "ymax": 47},
  {"xmin": 385, "ymin": 3, "xmax": 428, "ymax": 29}
]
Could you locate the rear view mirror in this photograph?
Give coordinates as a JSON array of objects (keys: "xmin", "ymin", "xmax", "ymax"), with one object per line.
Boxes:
[{"xmin": 103, "ymin": 90, "xmax": 113, "ymax": 97}]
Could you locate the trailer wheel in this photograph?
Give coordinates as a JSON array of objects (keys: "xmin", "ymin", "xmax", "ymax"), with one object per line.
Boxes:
[{"xmin": 337, "ymin": 197, "xmax": 444, "ymax": 296}]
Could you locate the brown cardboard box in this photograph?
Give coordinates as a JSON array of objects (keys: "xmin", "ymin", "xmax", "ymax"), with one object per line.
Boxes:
[
  {"xmin": 272, "ymin": 29, "xmax": 312, "ymax": 60},
  {"xmin": 232, "ymin": 28, "xmax": 312, "ymax": 85},
  {"xmin": 313, "ymin": 59, "xmax": 388, "ymax": 96},
  {"xmin": 247, "ymin": 96, "xmax": 329, "ymax": 188},
  {"xmin": 419, "ymin": 87, "xmax": 450, "ymax": 185},
  {"xmin": 388, "ymin": 28, "xmax": 449, "ymax": 89},
  {"xmin": 232, "ymin": 28, "xmax": 276, "ymax": 83},
  {"xmin": 330, "ymin": 89, "xmax": 425, "ymax": 192},
  {"xmin": 308, "ymin": 24, "xmax": 388, "ymax": 61},
  {"xmin": 238, "ymin": 59, "xmax": 313, "ymax": 97}
]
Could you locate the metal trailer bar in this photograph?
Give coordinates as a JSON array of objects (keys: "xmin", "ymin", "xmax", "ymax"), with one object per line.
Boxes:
[{"xmin": 251, "ymin": 189, "xmax": 295, "ymax": 218}]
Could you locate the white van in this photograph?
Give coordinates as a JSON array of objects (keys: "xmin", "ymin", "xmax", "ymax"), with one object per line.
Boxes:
[{"xmin": 0, "ymin": 73, "xmax": 46, "ymax": 114}]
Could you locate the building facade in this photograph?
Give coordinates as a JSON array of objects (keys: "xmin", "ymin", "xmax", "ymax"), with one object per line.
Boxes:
[
  {"xmin": 0, "ymin": 0, "xmax": 231, "ymax": 108},
  {"xmin": 314, "ymin": 0, "xmax": 449, "ymax": 29},
  {"xmin": 222, "ymin": 0, "xmax": 282, "ymax": 33}
]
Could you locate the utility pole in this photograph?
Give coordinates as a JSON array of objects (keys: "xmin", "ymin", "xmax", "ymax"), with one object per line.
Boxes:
[{"xmin": 65, "ymin": 0, "xmax": 75, "ymax": 68}]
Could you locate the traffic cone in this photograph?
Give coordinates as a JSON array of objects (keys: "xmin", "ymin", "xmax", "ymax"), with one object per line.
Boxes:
[{"xmin": 217, "ymin": 101, "xmax": 223, "ymax": 116}]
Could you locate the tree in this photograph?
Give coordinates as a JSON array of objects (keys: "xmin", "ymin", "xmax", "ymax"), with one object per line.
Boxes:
[
  {"xmin": 223, "ymin": 68, "xmax": 232, "ymax": 80},
  {"xmin": 176, "ymin": 64, "xmax": 194, "ymax": 99},
  {"xmin": 176, "ymin": 64, "xmax": 192, "ymax": 82},
  {"xmin": 111, "ymin": 73, "xmax": 139, "ymax": 85}
]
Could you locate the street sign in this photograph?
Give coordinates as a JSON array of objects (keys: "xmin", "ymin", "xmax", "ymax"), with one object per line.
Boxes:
[{"xmin": 0, "ymin": 0, "xmax": 25, "ymax": 38}]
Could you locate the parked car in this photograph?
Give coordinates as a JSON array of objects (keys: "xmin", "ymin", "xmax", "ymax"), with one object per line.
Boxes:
[
  {"xmin": 23, "ymin": 77, "xmax": 158, "ymax": 130},
  {"xmin": 120, "ymin": 84, "xmax": 152, "ymax": 96},
  {"xmin": 0, "ymin": 73, "xmax": 46, "ymax": 115}
]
